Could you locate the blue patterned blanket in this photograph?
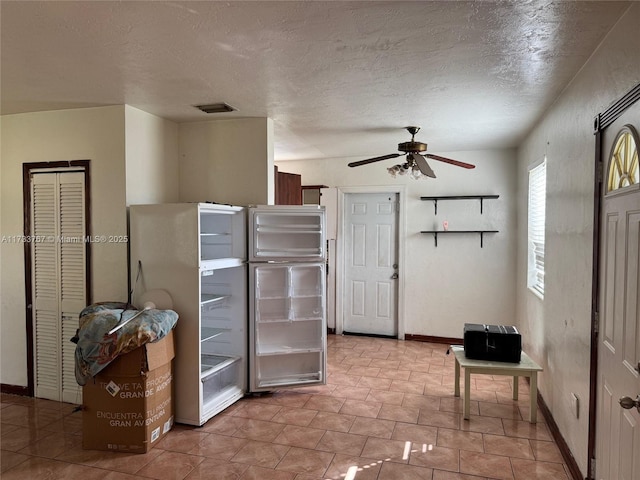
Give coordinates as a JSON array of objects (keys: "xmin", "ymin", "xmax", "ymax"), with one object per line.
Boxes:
[{"xmin": 74, "ymin": 302, "xmax": 178, "ymax": 385}]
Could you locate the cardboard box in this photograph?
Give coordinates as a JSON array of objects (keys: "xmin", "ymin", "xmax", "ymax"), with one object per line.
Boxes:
[{"xmin": 82, "ymin": 330, "xmax": 175, "ymax": 453}]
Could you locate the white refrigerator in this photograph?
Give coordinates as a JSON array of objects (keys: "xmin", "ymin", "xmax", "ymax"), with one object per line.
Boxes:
[{"xmin": 129, "ymin": 203, "xmax": 327, "ymax": 426}]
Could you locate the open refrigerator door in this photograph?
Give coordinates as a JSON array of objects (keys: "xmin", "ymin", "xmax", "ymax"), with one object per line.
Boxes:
[{"xmin": 247, "ymin": 206, "xmax": 327, "ymax": 392}]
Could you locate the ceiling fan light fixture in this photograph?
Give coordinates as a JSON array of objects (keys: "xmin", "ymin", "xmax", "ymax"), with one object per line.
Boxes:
[
  {"xmin": 350, "ymin": 126, "xmax": 475, "ymax": 179},
  {"xmin": 410, "ymin": 164, "xmax": 423, "ymax": 180},
  {"xmin": 194, "ymin": 102, "xmax": 236, "ymax": 114},
  {"xmin": 387, "ymin": 162, "xmax": 425, "ymax": 179}
]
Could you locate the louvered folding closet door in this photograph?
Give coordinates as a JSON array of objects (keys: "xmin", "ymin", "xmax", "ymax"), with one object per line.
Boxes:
[{"xmin": 31, "ymin": 172, "xmax": 86, "ymax": 403}]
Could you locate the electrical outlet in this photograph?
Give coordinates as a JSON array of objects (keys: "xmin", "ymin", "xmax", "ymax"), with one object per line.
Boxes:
[{"xmin": 571, "ymin": 393, "xmax": 580, "ymax": 419}]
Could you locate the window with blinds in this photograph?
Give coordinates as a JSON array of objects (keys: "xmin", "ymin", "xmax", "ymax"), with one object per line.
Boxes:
[{"xmin": 527, "ymin": 158, "xmax": 546, "ymax": 297}]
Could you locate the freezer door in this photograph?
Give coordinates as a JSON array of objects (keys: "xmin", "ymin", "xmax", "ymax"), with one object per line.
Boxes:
[
  {"xmin": 249, "ymin": 206, "xmax": 326, "ymax": 262},
  {"xmin": 249, "ymin": 262, "xmax": 327, "ymax": 391}
]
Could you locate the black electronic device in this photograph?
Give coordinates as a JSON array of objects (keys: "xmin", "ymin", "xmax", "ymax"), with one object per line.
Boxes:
[{"xmin": 463, "ymin": 323, "xmax": 522, "ymax": 363}]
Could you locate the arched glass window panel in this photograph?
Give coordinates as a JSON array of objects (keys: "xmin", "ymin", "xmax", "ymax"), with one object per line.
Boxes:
[{"xmin": 607, "ymin": 125, "xmax": 639, "ymax": 192}]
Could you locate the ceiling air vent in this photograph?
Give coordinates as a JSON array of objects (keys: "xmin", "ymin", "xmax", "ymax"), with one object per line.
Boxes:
[{"xmin": 195, "ymin": 103, "xmax": 236, "ymax": 114}]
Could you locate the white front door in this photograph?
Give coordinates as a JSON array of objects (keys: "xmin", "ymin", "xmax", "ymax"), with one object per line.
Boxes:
[
  {"xmin": 596, "ymin": 108, "xmax": 640, "ymax": 479},
  {"xmin": 343, "ymin": 192, "xmax": 398, "ymax": 337}
]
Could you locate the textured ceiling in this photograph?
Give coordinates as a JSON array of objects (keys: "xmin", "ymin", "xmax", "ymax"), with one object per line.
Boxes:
[{"xmin": 0, "ymin": 1, "xmax": 631, "ymax": 161}]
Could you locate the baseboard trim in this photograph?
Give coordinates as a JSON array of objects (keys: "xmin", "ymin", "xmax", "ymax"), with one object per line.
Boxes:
[
  {"xmin": 1, "ymin": 384, "xmax": 29, "ymax": 396},
  {"xmin": 330, "ymin": 332, "xmax": 464, "ymax": 345},
  {"xmin": 537, "ymin": 391, "xmax": 584, "ymax": 480},
  {"xmin": 405, "ymin": 333, "xmax": 463, "ymax": 345},
  {"xmin": 343, "ymin": 331, "xmax": 397, "ymax": 339}
]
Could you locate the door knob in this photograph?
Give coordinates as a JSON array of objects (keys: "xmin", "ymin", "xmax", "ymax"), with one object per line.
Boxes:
[
  {"xmin": 619, "ymin": 395, "xmax": 640, "ymax": 413},
  {"xmin": 391, "ymin": 273, "xmax": 399, "ymax": 279}
]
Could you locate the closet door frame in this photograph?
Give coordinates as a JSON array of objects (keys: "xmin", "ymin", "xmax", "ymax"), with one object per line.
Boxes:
[{"xmin": 22, "ymin": 160, "xmax": 92, "ymax": 397}]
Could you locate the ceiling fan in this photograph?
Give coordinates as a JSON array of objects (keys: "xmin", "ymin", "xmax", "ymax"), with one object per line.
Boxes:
[{"xmin": 348, "ymin": 126, "xmax": 475, "ymax": 179}]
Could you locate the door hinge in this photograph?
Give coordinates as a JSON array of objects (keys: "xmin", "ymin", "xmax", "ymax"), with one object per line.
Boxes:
[
  {"xmin": 590, "ymin": 457, "xmax": 596, "ymax": 479},
  {"xmin": 593, "ymin": 311, "xmax": 599, "ymax": 335}
]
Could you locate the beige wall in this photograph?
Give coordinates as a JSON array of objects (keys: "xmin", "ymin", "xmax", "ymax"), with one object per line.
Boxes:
[
  {"xmin": 515, "ymin": 4, "xmax": 640, "ymax": 475},
  {"xmin": 277, "ymin": 147, "xmax": 518, "ymax": 338},
  {"xmin": 0, "ymin": 108, "xmax": 275, "ymax": 389},
  {"xmin": 125, "ymin": 106, "xmax": 180, "ymax": 206},
  {"xmin": 178, "ymin": 118, "xmax": 274, "ymax": 206},
  {"xmin": 0, "ymin": 106, "xmax": 128, "ymax": 387}
]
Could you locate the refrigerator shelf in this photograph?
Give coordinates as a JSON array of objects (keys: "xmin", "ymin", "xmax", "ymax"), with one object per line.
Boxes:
[
  {"xmin": 201, "ymin": 356, "xmax": 242, "ymax": 408},
  {"xmin": 200, "ymin": 327, "xmax": 229, "ymax": 342},
  {"xmin": 200, "ymin": 355, "xmax": 240, "ymax": 378},
  {"xmin": 257, "ymin": 372, "xmax": 322, "ymax": 388},
  {"xmin": 256, "ymin": 346, "xmax": 322, "ymax": 356},
  {"xmin": 200, "ymin": 258, "xmax": 245, "ymax": 270},
  {"xmin": 255, "ymin": 294, "xmax": 288, "ymax": 300},
  {"xmin": 290, "ymin": 293, "xmax": 323, "ymax": 299},
  {"xmin": 256, "ymin": 317, "xmax": 322, "ymax": 323},
  {"xmin": 256, "ymin": 224, "xmax": 321, "ymax": 231},
  {"xmin": 255, "ymin": 293, "xmax": 322, "ymax": 300},
  {"xmin": 201, "ymin": 294, "xmax": 229, "ymax": 305},
  {"xmin": 255, "ymin": 250, "xmax": 322, "ymax": 258},
  {"xmin": 200, "ymin": 232, "xmax": 231, "ymax": 236},
  {"xmin": 256, "ymin": 317, "xmax": 289, "ymax": 323},
  {"xmin": 200, "ymin": 235, "xmax": 231, "ymax": 245},
  {"xmin": 256, "ymin": 247, "xmax": 321, "ymax": 253},
  {"xmin": 201, "ymin": 384, "xmax": 244, "ymax": 421}
]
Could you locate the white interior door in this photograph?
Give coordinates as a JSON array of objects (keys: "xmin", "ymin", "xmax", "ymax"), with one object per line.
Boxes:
[
  {"xmin": 343, "ymin": 192, "xmax": 398, "ymax": 337},
  {"xmin": 596, "ymin": 107, "xmax": 640, "ymax": 479},
  {"xmin": 31, "ymin": 171, "xmax": 86, "ymax": 404}
]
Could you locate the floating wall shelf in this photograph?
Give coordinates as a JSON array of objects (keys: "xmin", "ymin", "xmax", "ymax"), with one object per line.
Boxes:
[
  {"xmin": 420, "ymin": 195, "xmax": 500, "ymax": 247},
  {"xmin": 420, "ymin": 230, "xmax": 499, "ymax": 248},
  {"xmin": 420, "ymin": 195, "xmax": 499, "ymax": 214}
]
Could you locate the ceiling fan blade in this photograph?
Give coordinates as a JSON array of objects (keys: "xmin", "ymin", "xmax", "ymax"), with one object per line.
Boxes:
[
  {"xmin": 348, "ymin": 153, "xmax": 401, "ymax": 167},
  {"xmin": 411, "ymin": 153, "xmax": 436, "ymax": 178},
  {"xmin": 425, "ymin": 154, "xmax": 475, "ymax": 169}
]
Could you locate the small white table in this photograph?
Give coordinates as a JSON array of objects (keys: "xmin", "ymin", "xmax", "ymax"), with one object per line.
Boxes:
[{"xmin": 451, "ymin": 345, "xmax": 543, "ymax": 423}]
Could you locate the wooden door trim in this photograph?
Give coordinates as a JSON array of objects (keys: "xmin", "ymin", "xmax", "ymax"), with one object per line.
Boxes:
[
  {"xmin": 589, "ymin": 82, "xmax": 640, "ymax": 479},
  {"xmin": 22, "ymin": 160, "xmax": 92, "ymax": 397}
]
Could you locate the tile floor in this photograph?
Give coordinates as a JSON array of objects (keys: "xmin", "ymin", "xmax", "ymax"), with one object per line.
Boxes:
[{"xmin": 1, "ymin": 334, "xmax": 570, "ymax": 479}]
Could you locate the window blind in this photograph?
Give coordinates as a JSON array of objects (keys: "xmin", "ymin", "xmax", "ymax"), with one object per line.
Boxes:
[{"xmin": 527, "ymin": 159, "xmax": 546, "ymax": 296}]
